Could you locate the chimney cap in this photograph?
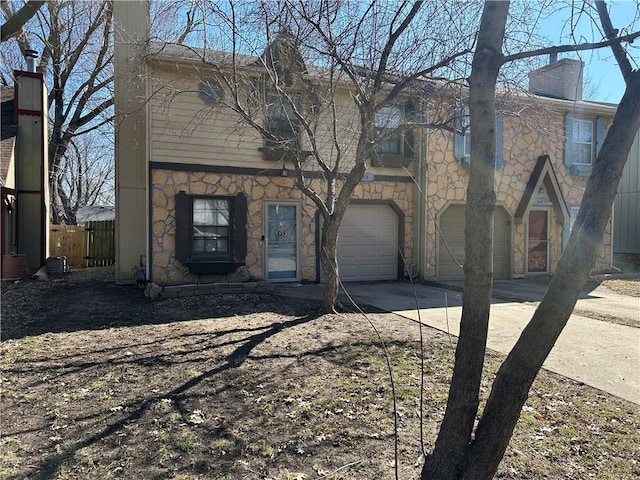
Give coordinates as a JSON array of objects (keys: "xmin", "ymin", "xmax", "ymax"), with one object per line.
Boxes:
[{"xmin": 23, "ymin": 49, "xmax": 38, "ymax": 73}]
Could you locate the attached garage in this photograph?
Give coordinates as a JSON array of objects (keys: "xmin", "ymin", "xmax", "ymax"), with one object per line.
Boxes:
[
  {"xmin": 437, "ymin": 204, "xmax": 511, "ymax": 281},
  {"xmin": 334, "ymin": 203, "xmax": 400, "ymax": 282}
]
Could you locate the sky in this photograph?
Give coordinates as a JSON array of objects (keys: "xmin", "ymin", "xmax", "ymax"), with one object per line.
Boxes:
[{"xmin": 536, "ymin": 0, "xmax": 640, "ymax": 103}]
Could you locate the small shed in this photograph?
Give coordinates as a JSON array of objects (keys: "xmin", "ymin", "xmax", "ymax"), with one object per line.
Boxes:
[{"xmin": 76, "ymin": 206, "xmax": 115, "ymax": 223}]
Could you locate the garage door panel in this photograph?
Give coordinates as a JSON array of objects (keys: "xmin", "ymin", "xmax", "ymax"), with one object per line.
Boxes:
[
  {"xmin": 334, "ymin": 204, "xmax": 399, "ymax": 282},
  {"xmin": 378, "ymin": 244, "xmax": 397, "ymax": 257},
  {"xmin": 438, "ymin": 205, "xmax": 510, "ymax": 281}
]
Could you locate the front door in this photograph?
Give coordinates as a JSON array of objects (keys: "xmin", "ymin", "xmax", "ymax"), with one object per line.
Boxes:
[
  {"xmin": 265, "ymin": 202, "xmax": 299, "ymax": 281},
  {"xmin": 527, "ymin": 210, "xmax": 549, "ymax": 273}
]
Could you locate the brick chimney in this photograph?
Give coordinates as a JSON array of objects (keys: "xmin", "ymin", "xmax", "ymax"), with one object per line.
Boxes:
[{"xmin": 528, "ymin": 56, "xmax": 584, "ymax": 101}]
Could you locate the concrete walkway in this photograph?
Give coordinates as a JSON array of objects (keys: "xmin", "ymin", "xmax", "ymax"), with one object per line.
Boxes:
[{"xmin": 275, "ymin": 280, "xmax": 640, "ymax": 404}]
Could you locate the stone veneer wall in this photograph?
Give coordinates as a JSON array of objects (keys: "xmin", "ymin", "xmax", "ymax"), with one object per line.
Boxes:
[
  {"xmin": 151, "ymin": 168, "xmax": 414, "ymax": 285},
  {"xmin": 423, "ymin": 113, "xmax": 612, "ymax": 280}
]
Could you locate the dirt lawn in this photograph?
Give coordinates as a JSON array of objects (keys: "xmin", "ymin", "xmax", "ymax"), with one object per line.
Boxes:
[{"xmin": 1, "ymin": 267, "xmax": 639, "ymax": 480}]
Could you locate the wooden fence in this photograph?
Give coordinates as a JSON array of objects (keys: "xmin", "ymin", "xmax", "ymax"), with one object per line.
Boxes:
[{"xmin": 50, "ymin": 220, "xmax": 115, "ymax": 268}]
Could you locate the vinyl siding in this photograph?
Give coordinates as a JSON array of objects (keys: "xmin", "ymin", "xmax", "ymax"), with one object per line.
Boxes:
[
  {"xmin": 148, "ymin": 66, "xmax": 410, "ymax": 177},
  {"xmin": 614, "ymin": 129, "xmax": 640, "ymax": 253}
]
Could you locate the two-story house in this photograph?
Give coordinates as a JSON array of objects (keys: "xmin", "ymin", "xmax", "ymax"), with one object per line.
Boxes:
[{"xmin": 113, "ymin": 2, "xmax": 615, "ymax": 289}]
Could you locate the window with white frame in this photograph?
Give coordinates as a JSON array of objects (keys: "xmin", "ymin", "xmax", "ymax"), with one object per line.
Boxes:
[
  {"xmin": 571, "ymin": 119, "xmax": 594, "ymax": 165},
  {"xmin": 564, "ymin": 113, "xmax": 605, "ymax": 176}
]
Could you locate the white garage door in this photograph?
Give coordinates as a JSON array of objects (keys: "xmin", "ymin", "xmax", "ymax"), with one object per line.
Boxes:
[
  {"xmin": 337, "ymin": 204, "xmax": 399, "ymax": 281},
  {"xmin": 438, "ymin": 204, "xmax": 510, "ymax": 281}
]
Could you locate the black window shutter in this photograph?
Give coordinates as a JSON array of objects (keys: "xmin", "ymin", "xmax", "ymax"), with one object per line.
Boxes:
[
  {"xmin": 233, "ymin": 193, "xmax": 248, "ymax": 261},
  {"xmin": 175, "ymin": 191, "xmax": 190, "ymax": 263}
]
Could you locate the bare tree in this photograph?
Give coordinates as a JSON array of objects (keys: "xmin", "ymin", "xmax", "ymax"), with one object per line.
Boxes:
[
  {"xmin": 1, "ymin": 0, "xmax": 114, "ymax": 224},
  {"xmin": 52, "ymin": 133, "xmax": 114, "ymax": 225},
  {"xmin": 422, "ymin": 1, "xmax": 640, "ymax": 478}
]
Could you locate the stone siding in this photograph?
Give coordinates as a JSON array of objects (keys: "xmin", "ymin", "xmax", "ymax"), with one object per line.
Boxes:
[
  {"xmin": 423, "ymin": 111, "xmax": 612, "ymax": 280},
  {"xmin": 150, "ymin": 169, "xmax": 414, "ymax": 285}
]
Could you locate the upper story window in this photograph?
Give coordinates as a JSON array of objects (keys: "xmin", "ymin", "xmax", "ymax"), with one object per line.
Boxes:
[
  {"xmin": 564, "ymin": 113, "xmax": 605, "ymax": 176},
  {"xmin": 373, "ymin": 102, "xmax": 415, "ymax": 167},
  {"xmin": 454, "ymin": 104, "xmax": 504, "ymax": 170},
  {"xmin": 571, "ymin": 118, "xmax": 594, "ymax": 165},
  {"xmin": 265, "ymin": 91, "xmax": 301, "ymax": 149}
]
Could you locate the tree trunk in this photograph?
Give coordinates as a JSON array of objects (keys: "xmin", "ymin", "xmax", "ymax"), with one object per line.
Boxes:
[
  {"xmin": 422, "ymin": 2, "xmax": 509, "ymax": 478},
  {"xmin": 320, "ymin": 215, "xmax": 340, "ymax": 313},
  {"xmin": 457, "ymin": 70, "xmax": 640, "ymax": 480}
]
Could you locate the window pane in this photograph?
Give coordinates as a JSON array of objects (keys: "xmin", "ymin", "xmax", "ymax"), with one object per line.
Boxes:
[
  {"xmin": 375, "ymin": 105, "xmax": 402, "ymax": 128},
  {"xmin": 192, "ymin": 198, "xmax": 231, "ymax": 254},
  {"xmin": 217, "ymin": 238, "xmax": 229, "ymax": 253},
  {"xmin": 572, "ymin": 119, "xmax": 593, "ymax": 164},
  {"xmin": 376, "ymin": 129, "xmax": 402, "ymax": 154},
  {"xmin": 574, "ymin": 143, "xmax": 593, "ymax": 165},
  {"xmin": 573, "ymin": 120, "xmax": 593, "ymax": 143},
  {"xmin": 375, "ymin": 105, "xmax": 403, "ymax": 155},
  {"xmin": 193, "ymin": 199, "xmax": 229, "ymax": 226},
  {"xmin": 266, "ymin": 92, "xmax": 301, "ymax": 137}
]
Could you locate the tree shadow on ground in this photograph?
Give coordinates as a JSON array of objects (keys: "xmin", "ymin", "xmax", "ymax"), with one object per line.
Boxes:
[
  {"xmin": 1, "ymin": 273, "xmax": 327, "ymax": 340},
  {"xmin": 5, "ymin": 311, "xmax": 400, "ymax": 480}
]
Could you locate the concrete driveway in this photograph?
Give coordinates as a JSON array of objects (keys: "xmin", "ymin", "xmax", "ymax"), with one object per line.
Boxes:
[{"xmin": 335, "ymin": 279, "xmax": 640, "ymax": 404}]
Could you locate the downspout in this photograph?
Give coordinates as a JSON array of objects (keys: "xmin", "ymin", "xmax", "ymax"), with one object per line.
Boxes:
[
  {"xmin": 610, "ymin": 204, "xmax": 622, "ymax": 272},
  {"xmin": 416, "ymin": 103, "xmax": 429, "ymax": 281},
  {"xmin": 145, "ymin": 59, "xmax": 153, "ymax": 284}
]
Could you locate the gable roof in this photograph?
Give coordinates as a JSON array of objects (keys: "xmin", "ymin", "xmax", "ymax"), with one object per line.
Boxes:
[{"xmin": 515, "ymin": 155, "xmax": 569, "ymax": 225}]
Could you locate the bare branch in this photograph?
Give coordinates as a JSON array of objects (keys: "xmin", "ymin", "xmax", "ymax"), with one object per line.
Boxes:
[
  {"xmin": 595, "ymin": 0, "xmax": 635, "ymax": 84},
  {"xmin": 502, "ymin": 29, "xmax": 640, "ymax": 64},
  {"xmin": 1, "ymin": 0, "xmax": 44, "ymax": 42}
]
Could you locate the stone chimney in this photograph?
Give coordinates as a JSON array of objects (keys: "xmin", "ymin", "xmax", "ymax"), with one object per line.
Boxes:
[{"xmin": 528, "ymin": 57, "xmax": 584, "ymax": 101}]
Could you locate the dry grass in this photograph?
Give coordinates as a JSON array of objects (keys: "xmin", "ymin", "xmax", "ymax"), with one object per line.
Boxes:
[
  {"xmin": 1, "ymin": 268, "xmax": 639, "ymax": 480},
  {"xmin": 599, "ymin": 278, "xmax": 640, "ymax": 297}
]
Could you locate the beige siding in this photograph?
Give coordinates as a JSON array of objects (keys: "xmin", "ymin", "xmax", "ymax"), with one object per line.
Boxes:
[
  {"xmin": 148, "ymin": 66, "xmax": 412, "ymax": 178},
  {"xmin": 150, "ymin": 72, "xmax": 262, "ymax": 167},
  {"xmin": 114, "ymin": 0, "xmax": 149, "ymax": 283}
]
